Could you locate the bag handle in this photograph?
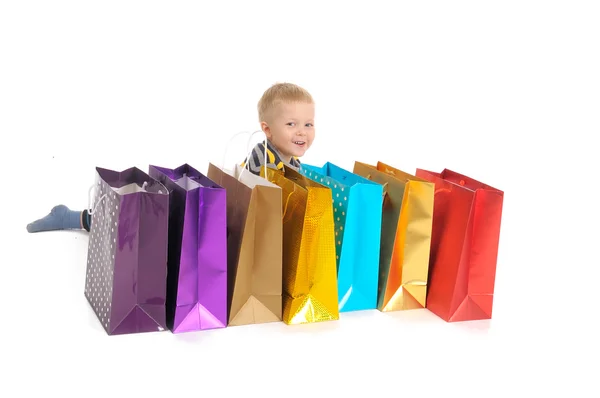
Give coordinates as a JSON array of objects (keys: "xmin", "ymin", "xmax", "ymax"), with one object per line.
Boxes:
[
  {"xmin": 220, "ymin": 130, "xmax": 263, "ymax": 169},
  {"xmin": 88, "ymin": 179, "xmax": 168, "ymax": 216},
  {"xmin": 219, "ymin": 129, "xmax": 269, "ymax": 182},
  {"xmin": 237, "ymin": 130, "xmax": 269, "ymax": 182},
  {"xmin": 365, "ymin": 174, "xmax": 389, "ymax": 198},
  {"xmin": 88, "ymin": 182, "xmax": 107, "ymax": 216}
]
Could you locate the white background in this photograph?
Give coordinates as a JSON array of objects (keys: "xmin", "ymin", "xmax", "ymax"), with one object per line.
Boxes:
[{"xmin": 1, "ymin": 1, "xmax": 599, "ymax": 396}]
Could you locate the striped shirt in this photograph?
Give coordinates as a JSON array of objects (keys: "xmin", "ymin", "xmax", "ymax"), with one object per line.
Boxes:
[{"xmin": 241, "ymin": 140, "xmax": 302, "ymax": 176}]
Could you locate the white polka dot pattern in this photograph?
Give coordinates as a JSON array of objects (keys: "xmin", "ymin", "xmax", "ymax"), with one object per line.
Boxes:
[
  {"xmin": 84, "ymin": 177, "xmax": 119, "ymax": 332},
  {"xmin": 302, "ymin": 168, "xmax": 348, "ymax": 263}
]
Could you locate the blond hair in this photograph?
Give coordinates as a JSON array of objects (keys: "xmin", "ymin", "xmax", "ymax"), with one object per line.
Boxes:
[{"xmin": 257, "ymin": 82, "xmax": 314, "ymax": 122}]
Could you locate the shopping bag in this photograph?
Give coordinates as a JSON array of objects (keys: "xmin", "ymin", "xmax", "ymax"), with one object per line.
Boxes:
[
  {"xmin": 353, "ymin": 161, "xmax": 434, "ymax": 312},
  {"xmin": 148, "ymin": 164, "xmax": 227, "ymax": 333},
  {"xmin": 415, "ymin": 168, "xmax": 504, "ymax": 322},
  {"xmin": 84, "ymin": 167, "xmax": 170, "ymax": 335},
  {"xmin": 207, "ymin": 163, "xmax": 283, "ymax": 326},
  {"xmin": 301, "ymin": 162, "xmax": 383, "ymax": 312},
  {"xmin": 263, "ymin": 166, "xmax": 339, "ymax": 325}
]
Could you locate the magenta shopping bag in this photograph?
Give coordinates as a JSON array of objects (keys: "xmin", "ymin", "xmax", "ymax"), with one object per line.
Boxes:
[{"xmin": 149, "ymin": 164, "xmax": 228, "ymax": 333}]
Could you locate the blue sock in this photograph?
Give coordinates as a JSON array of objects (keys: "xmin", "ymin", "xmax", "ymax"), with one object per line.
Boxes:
[{"xmin": 26, "ymin": 205, "xmax": 83, "ymax": 233}]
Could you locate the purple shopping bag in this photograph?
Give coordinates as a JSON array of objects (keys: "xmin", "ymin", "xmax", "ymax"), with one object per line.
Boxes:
[
  {"xmin": 149, "ymin": 164, "xmax": 228, "ymax": 333},
  {"xmin": 84, "ymin": 167, "xmax": 170, "ymax": 335}
]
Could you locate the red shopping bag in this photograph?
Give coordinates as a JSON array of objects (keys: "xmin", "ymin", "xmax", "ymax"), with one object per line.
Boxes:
[{"xmin": 415, "ymin": 168, "xmax": 504, "ymax": 322}]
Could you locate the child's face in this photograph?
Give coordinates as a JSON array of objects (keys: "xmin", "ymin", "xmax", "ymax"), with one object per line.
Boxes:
[{"xmin": 262, "ymin": 101, "xmax": 315, "ymax": 161}]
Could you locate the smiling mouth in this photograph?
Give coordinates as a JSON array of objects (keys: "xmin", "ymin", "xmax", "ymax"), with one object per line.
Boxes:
[{"xmin": 293, "ymin": 141, "xmax": 306, "ymax": 146}]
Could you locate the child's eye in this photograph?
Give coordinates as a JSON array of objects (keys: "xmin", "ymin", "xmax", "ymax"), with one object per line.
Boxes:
[
  {"xmin": 306, "ymin": 123, "xmax": 313, "ymax": 127},
  {"xmin": 287, "ymin": 122, "xmax": 295, "ymax": 126}
]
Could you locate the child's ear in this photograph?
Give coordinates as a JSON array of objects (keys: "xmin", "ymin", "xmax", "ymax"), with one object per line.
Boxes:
[{"xmin": 261, "ymin": 121, "xmax": 272, "ymax": 138}]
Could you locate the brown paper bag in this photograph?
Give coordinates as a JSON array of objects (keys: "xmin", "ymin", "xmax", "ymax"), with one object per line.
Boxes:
[{"xmin": 207, "ymin": 163, "xmax": 283, "ymax": 326}]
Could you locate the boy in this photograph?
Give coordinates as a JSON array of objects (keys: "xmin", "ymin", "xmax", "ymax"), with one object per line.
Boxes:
[{"xmin": 26, "ymin": 82, "xmax": 316, "ymax": 233}]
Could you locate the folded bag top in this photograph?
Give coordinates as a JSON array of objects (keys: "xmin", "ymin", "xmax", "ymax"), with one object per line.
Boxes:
[
  {"xmin": 149, "ymin": 163, "xmax": 226, "ymax": 188},
  {"xmin": 421, "ymin": 168, "xmax": 503, "ymax": 193},
  {"xmin": 95, "ymin": 166, "xmax": 169, "ymax": 194}
]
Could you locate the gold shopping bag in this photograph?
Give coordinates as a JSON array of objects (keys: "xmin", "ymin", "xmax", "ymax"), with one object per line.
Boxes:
[
  {"xmin": 264, "ymin": 166, "xmax": 339, "ymax": 325},
  {"xmin": 353, "ymin": 161, "xmax": 434, "ymax": 311},
  {"xmin": 207, "ymin": 163, "xmax": 283, "ymax": 326}
]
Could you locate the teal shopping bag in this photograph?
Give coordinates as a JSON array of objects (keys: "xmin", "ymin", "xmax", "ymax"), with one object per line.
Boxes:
[{"xmin": 302, "ymin": 162, "xmax": 383, "ymax": 312}]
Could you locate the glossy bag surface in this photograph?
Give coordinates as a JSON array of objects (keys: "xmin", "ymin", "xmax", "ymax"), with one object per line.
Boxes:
[
  {"xmin": 354, "ymin": 161, "xmax": 435, "ymax": 312},
  {"xmin": 415, "ymin": 168, "xmax": 504, "ymax": 322},
  {"xmin": 149, "ymin": 164, "xmax": 227, "ymax": 333},
  {"xmin": 264, "ymin": 166, "xmax": 339, "ymax": 325}
]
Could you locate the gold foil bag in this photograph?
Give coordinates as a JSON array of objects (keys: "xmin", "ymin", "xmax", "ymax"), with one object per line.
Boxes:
[
  {"xmin": 353, "ymin": 161, "xmax": 434, "ymax": 311},
  {"xmin": 264, "ymin": 166, "xmax": 339, "ymax": 325}
]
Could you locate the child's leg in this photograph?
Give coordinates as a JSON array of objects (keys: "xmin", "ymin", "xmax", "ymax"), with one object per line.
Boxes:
[{"xmin": 26, "ymin": 205, "xmax": 92, "ymax": 233}]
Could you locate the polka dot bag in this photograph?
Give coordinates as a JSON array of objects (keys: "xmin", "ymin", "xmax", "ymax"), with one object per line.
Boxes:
[{"xmin": 84, "ymin": 167, "xmax": 170, "ymax": 335}]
